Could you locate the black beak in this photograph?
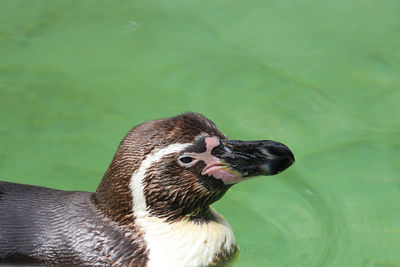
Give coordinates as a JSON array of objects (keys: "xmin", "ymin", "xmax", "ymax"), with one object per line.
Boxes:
[{"xmin": 211, "ymin": 139, "xmax": 295, "ymax": 178}]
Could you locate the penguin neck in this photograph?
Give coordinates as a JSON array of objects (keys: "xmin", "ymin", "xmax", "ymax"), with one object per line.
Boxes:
[{"xmin": 92, "ymin": 169, "xmax": 135, "ymax": 225}]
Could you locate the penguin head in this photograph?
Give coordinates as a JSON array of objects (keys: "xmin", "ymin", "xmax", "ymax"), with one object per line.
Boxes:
[{"xmin": 93, "ymin": 112, "xmax": 294, "ymax": 223}]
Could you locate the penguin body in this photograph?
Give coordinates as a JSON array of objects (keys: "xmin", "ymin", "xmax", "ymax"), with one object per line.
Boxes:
[
  {"xmin": 0, "ymin": 181, "xmax": 147, "ymax": 266},
  {"xmin": 0, "ymin": 112, "xmax": 294, "ymax": 266}
]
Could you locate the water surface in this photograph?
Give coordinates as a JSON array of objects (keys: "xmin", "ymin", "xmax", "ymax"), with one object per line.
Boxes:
[{"xmin": 1, "ymin": 1, "xmax": 400, "ymax": 266}]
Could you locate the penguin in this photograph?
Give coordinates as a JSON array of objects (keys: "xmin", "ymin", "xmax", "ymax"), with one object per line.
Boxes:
[{"xmin": 0, "ymin": 112, "xmax": 294, "ymax": 266}]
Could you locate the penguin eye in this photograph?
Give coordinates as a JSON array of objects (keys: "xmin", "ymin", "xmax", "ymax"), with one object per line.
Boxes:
[
  {"xmin": 180, "ymin": 157, "xmax": 193, "ymax": 164},
  {"xmin": 178, "ymin": 155, "xmax": 198, "ymax": 167}
]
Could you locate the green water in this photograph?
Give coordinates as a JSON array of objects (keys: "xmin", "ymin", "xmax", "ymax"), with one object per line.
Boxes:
[{"xmin": 1, "ymin": 0, "xmax": 400, "ymax": 266}]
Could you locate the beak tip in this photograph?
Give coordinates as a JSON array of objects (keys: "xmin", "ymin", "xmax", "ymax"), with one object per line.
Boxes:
[
  {"xmin": 289, "ymin": 153, "xmax": 295, "ymax": 163},
  {"xmin": 263, "ymin": 145, "xmax": 295, "ymax": 175}
]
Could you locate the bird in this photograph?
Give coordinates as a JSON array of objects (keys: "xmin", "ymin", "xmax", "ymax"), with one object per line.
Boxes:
[{"xmin": 0, "ymin": 112, "xmax": 294, "ymax": 267}]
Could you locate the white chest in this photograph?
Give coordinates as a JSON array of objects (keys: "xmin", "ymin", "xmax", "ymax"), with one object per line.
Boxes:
[{"xmin": 135, "ymin": 208, "xmax": 238, "ymax": 267}]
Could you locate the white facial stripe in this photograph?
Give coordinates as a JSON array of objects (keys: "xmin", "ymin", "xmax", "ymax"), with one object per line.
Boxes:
[{"xmin": 129, "ymin": 143, "xmax": 191, "ymax": 215}]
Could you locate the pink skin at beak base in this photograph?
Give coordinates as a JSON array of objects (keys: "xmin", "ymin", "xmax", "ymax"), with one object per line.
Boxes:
[{"xmin": 196, "ymin": 137, "xmax": 242, "ymax": 185}]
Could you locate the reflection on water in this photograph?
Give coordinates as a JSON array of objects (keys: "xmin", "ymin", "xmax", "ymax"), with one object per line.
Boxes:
[{"xmin": 1, "ymin": 0, "xmax": 400, "ymax": 266}]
